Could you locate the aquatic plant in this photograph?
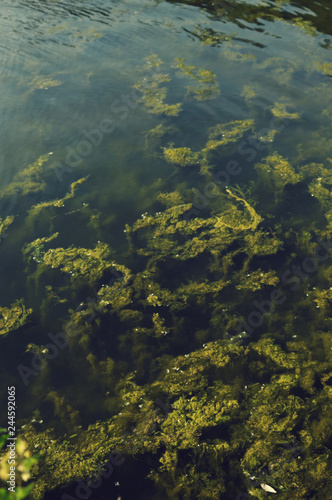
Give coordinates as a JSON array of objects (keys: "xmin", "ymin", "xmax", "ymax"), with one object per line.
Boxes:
[
  {"xmin": 191, "ymin": 26, "xmax": 233, "ymax": 47},
  {"xmin": 290, "ymin": 17, "xmax": 317, "ymax": 37},
  {"xmin": 0, "ymin": 215, "xmax": 14, "ymax": 238},
  {"xmin": 11, "ymin": 176, "xmax": 331, "ymax": 500},
  {"xmin": 0, "ymin": 153, "xmax": 53, "ymax": 199},
  {"xmin": 271, "ymin": 103, "xmax": 301, "ymax": 120},
  {"xmin": 23, "ymin": 233, "xmax": 59, "ymax": 264},
  {"xmin": 41, "ymin": 241, "xmax": 113, "ymax": 285},
  {"xmin": 241, "ymin": 84, "xmax": 256, "ymax": 101},
  {"xmin": 28, "ymin": 75, "xmax": 63, "ymax": 90},
  {"xmin": 2, "ymin": 32, "xmax": 332, "ymax": 499},
  {"xmin": 255, "ymin": 153, "xmax": 302, "ymax": 194},
  {"xmin": 223, "ymin": 45, "xmax": 256, "ymax": 63},
  {"xmin": 27, "ymin": 177, "xmax": 87, "ymax": 219},
  {"xmin": 163, "ymin": 146, "xmax": 200, "ymax": 167},
  {"xmin": 134, "ymin": 56, "xmax": 182, "ymax": 116},
  {"xmin": 174, "ymin": 57, "xmax": 220, "ymax": 101},
  {"xmin": 202, "ymin": 119, "xmax": 254, "ymax": 152},
  {"xmin": 0, "ymin": 299, "xmax": 32, "ymax": 336}
]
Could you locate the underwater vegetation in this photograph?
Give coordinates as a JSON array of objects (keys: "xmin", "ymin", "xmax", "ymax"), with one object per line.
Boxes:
[
  {"xmin": 134, "ymin": 54, "xmax": 220, "ymax": 117},
  {"xmin": 28, "ymin": 75, "xmax": 63, "ymax": 91},
  {"xmin": 0, "ymin": 300, "xmax": 32, "ymax": 336},
  {"xmin": 2, "ymin": 127, "xmax": 332, "ymax": 500},
  {"xmin": 174, "ymin": 57, "xmax": 220, "ymax": 101},
  {"xmin": 0, "ymin": 216, "xmax": 14, "ymax": 240},
  {"xmin": 0, "ymin": 153, "xmax": 53, "ymax": 199},
  {"xmin": 134, "ymin": 56, "xmax": 182, "ymax": 116},
  {"xmin": 271, "ymin": 103, "xmax": 301, "ymax": 121},
  {"xmin": 1, "ymin": 29, "xmax": 332, "ymax": 499}
]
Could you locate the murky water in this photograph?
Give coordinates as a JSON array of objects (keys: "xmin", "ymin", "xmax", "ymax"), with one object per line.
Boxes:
[{"xmin": 0, "ymin": 1, "xmax": 332, "ymax": 499}]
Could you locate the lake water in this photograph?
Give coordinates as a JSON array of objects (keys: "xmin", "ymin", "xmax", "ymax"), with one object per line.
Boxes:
[{"xmin": 0, "ymin": 1, "xmax": 332, "ymax": 499}]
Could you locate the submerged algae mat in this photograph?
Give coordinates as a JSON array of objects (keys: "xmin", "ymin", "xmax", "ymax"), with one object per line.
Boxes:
[
  {"xmin": 1, "ymin": 103, "xmax": 332, "ymax": 498},
  {"xmin": 1, "ymin": 1, "xmax": 332, "ymax": 499}
]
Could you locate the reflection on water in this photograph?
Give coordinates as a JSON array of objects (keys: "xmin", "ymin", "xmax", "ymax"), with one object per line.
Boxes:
[{"xmin": 0, "ymin": 0, "xmax": 332, "ymax": 499}]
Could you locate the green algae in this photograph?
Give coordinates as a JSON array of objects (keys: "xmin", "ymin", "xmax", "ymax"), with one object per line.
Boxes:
[
  {"xmin": 163, "ymin": 146, "xmax": 200, "ymax": 167},
  {"xmin": 318, "ymin": 62, "xmax": 332, "ymax": 77},
  {"xmin": 191, "ymin": 26, "xmax": 234, "ymax": 46},
  {"xmin": 134, "ymin": 75, "xmax": 182, "ymax": 116},
  {"xmin": 134, "ymin": 54, "xmax": 220, "ymax": 113},
  {"xmin": 8, "ymin": 125, "xmax": 331, "ymax": 500},
  {"xmin": 28, "ymin": 75, "xmax": 63, "ymax": 90},
  {"xmin": 174, "ymin": 57, "xmax": 220, "ymax": 101},
  {"xmin": 202, "ymin": 119, "xmax": 254, "ymax": 152},
  {"xmin": 255, "ymin": 57, "xmax": 296, "ymax": 86},
  {"xmin": 40, "ymin": 241, "xmax": 113, "ymax": 285},
  {"xmin": 0, "ymin": 215, "xmax": 14, "ymax": 238},
  {"xmin": 2, "ymin": 40, "xmax": 332, "ymax": 500},
  {"xmin": 142, "ymin": 54, "xmax": 163, "ymax": 69},
  {"xmin": 235, "ymin": 269, "xmax": 279, "ymax": 292},
  {"xmin": 162, "ymin": 118, "xmax": 254, "ymax": 177},
  {"xmin": 255, "ymin": 153, "xmax": 302, "ymax": 193},
  {"xmin": 300, "ymin": 161, "xmax": 332, "ymax": 186},
  {"xmin": 146, "ymin": 123, "xmax": 177, "ymax": 140},
  {"xmin": 23, "ymin": 234, "xmax": 113, "ymax": 290},
  {"xmin": 223, "ymin": 45, "xmax": 256, "ymax": 63},
  {"xmin": 271, "ymin": 103, "xmax": 301, "ymax": 120},
  {"xmin": 134, "ymin": 56, "xmax": 182, "ymax": 116},
  {"xmin": 23, "ymin": 233, "xmax": 60, "ymax": 264},
  {"xmin": 0, "ymin": 153, "xmax": 53, "ymax": 199},
  {"xmin": 27, "ymin": 177, "xmax": 88, "ymax": 219},
  {"xmin": 18, "ymin": 335, "xmax": 332, "ymax": 499},
  {"xmin": 0, "ymin": 299, "xmax": 32, "ymax": 336},
  {"xmin": 241, "ymin": 84, "xmax": 256, "ymax": 101},
  {"xmin": 290, "ymin": 17, "xmax": 317, "ymax": 37}
]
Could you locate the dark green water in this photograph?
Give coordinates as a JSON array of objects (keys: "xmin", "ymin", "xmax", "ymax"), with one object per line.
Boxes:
[{"xmin": 0, "ymin": 1, "xmax": 332, "ymax": 499}]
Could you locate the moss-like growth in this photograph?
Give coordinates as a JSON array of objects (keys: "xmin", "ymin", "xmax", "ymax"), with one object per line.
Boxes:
[
  {"xmin": 0, "ymin": 153, "xmax": 53, "ymax": 198},
  {"xmin": 255, "ymin": 153, "xmax": 302, "ymax": 191},
  {"xmin": 174, "ymin": 57, "xmax": 220, "ymax": 100},
  {"xmin": 223, "ymin": 46, "xmax": 256, "ymax": 62},
  {"xmin": 0, "ymin": 299, "xmax": 32, "ymax": 336},
  {"xmin": 23, "ymin": 233, "xmax": 59, "ymax": 264},
  {"xmin": 28, "ymin": 75, "xmax": 63, "ymax": 90},
  {"xmin": 318, "ymin": 62, "xmax": 332, "ymax": 77},
  {"xmin": 146, "ymin": 123, "xmax": 177, "ymax": 140},
  {"xmin": 6, "ymin": 42, "xmax": 332, "ymax": 500},
  {"xmin": 41, "ymin": 241, "xmax": 113, "ymax": 285},
  {"xmin": 235, "ymin": 269, "xmax": 279, "ymax": 291},
  {"xmin": 163, "ymin": 146, "xmax": 200, "ymax": 167},
  {"xmin": 291, "ymin": 17, "xmax": 317, "ymax": 37},
  {"xmin": 202, "ymin": 119, "xmax": 254, "ymax": 152},
  {"xmin": 27, "ymin": 177, "xmax": 87, "ymax": 219},
  {"xmin": 134, "ymin": 56, "xmax": 182, "ymax": 116},
  {"xmin": 192, "ymin": 26, "xmax": 232, "ymax": 47},
  {"xmin": 0, "ymin": 215, "xmax": 14, "ymax": 238},
  {"xmin": 241, "ymin": 84, "xmax": 256, "ymax": 100},
  {"xmin": 271, "ymin": 103, "xmax": 301, "ymax": 120}
]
